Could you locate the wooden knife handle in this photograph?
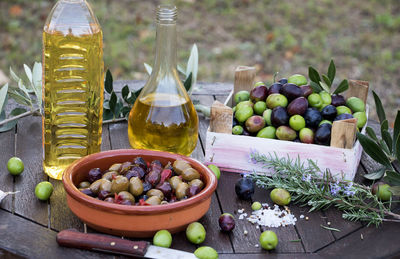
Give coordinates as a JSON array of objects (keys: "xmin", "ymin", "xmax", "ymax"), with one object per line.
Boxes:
[{"xmin": 56, "ymin": 229, "xmax": 149, "ymax": 257}]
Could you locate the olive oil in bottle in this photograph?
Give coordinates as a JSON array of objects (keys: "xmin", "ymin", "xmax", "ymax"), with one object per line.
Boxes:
[
  {"xmin": 42, "ymin": 0, "xmax": 104, "ymax": 180},
  {"xmin": 128, "ymin": 5, "xmax": 199, "ymax": 156}
]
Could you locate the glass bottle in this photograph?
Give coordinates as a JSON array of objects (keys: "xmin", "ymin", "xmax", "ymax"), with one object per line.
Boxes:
[
  {"xmin": 42, "ymin": 0, "xmax": 104, "ymax": 180},
  {"xmin": 128, "ymin": 5, "xmax": 198, "ymax": 156}
]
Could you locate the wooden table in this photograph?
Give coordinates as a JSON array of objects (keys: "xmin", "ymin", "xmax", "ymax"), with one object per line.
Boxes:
[{"xmin": 1, "ymin": 81, "xmax": 399, "ymax": 259}]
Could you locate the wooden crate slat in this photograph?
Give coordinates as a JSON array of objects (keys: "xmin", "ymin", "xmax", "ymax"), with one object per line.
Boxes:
[
  {"xmin": 14, "ymin": 116, "xmax": 48, "ymax": 226},
  {"xmin": 0, "ymin": 129, "xmax": 15, "ymax": 212}
]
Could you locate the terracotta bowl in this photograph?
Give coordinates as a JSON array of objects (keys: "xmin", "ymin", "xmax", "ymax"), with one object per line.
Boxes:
[{"xmin": 63, "ymin": 149, "xmax": 218, "ymax": 238}]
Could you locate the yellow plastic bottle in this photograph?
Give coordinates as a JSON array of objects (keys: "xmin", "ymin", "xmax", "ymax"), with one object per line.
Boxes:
[
  {"xmin": 128, "ymin": 5, "xmax": 198, "ymax": 156},
  {"xmin": 42, "ymin": 0, "xmax": 104, "ymax": 180}
]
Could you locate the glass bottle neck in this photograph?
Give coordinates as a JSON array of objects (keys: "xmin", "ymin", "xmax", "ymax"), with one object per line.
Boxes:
[{"xmin": 153, "ymin": 22, "xmax": 177, "ymax": 72}]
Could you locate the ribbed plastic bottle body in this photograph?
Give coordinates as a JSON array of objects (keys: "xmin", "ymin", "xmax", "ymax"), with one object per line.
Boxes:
[{"xmin": 42, "ymin": 0, "xmax": 104, "ymax": 180}]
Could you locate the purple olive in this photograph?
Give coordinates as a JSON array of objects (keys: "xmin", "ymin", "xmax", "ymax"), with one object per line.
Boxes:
[
  {"xmin": 88, "ymin": 168, "xmax": 102, "ymax": 183},
  {"xmin": 120, "ymin": 199, "xmax": 133, "ymax": 206},
  {"xmin": 331, "ymin": 94, "xmax": 346, "ymax": 107},
  {"xmin": 250, "ymin": 85, "xmax": 268, "ymax": 102},
  {"xmin": 80, "ymin": 188, "xmax": 96, "ymax": 197},
  {"xmin": 219, "ymin": 213, "xmax": 235, "ymax": 232},
  {"xmin": 125, "ymin": 166, "xmax": 146, "ymax": 180},
  {"xmin": 142, "ymin": 181, "xmax": 152, "ymax": 193},
  {"xmin": 156, "ymin": 181, "xmax": 172, "ymax": 198},
  {"xmin": 267, "ymin": 83, "xmax": 282, "ymax": 96},
  {"xmin": 187, "ymin": 185, "xmax": 201, "ymax": 198},
  {"xmin": 145, "ymin": 170, "xmax": 161, "ymax": 187},
  {"xmin": 98, "ymin": 190, "xmax": 112, "ymax": 200},
  {"xmin": 133, "ymin": 157, "xmax": 147, "ymax": 171},
  {"xmin": 150, "ymin": 160, "xmax": 163, "ymax": 174}
]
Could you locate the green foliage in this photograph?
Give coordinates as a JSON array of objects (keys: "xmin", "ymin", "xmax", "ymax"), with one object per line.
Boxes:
[
  {"xmin": 356, "ymin": 91, "xmax": 400, "ymax": 186},
  {"xmin": 248, "ymin": 151, "xmax": 400, "ymax": 226},
  {"xmin": 0, "ymin": 63, "xmax": 42, "ymax": 132},
  {"xmin": 308, "ymin": 60, "xmax": 349, "ymax": 94}
]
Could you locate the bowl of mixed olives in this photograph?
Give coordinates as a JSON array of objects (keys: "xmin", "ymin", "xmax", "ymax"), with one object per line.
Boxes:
[{"xmin": 62, "ymin": 149, "xmax": 218, "ymax": 238}]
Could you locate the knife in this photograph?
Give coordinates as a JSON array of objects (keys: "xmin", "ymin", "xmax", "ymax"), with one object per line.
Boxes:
[{"xmin": 56, "ymin": 229, "xmax": 197, "ymax": 259}]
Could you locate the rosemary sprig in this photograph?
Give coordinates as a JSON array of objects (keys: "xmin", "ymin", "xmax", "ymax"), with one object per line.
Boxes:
[{"xmin": 248, "ymin": 151, "xmax": 400, "ymax": 226}]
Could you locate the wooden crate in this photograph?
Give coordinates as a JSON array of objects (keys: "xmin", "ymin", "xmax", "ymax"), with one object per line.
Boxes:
[{"xmin": 204, "ymin": 66, "xmax": 369, "ymax": 181}]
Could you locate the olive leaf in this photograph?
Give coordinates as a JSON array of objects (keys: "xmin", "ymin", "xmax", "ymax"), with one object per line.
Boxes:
[
  {"xmin": 372, "ymin": 90, "xmax": 386, "ymax": 124},
  {"xmin": 363, "ymin": 167, "xmax": 385, "ymax": 180},
  {"xmin": 332, "ymin": 79, "xmax": 348, "ymax": 95},
  {"xmin": 184, "ymin": 73, "xmax": 192, "ymax": 92},
  {"xmin": 32, "ymin": 62, "xmax": 42, "ymax": 112},
  {"xmin": 309, "ymin": 81, "xmax": 323, "ymax": 93},
  {"xmin": 356, "ymin": 132, "xmax": 391, "ymax": 168},
  {"xmin": 395, "ymin": 134, "xmax": 400, "ymax": 162},
  {"xmin": 393, "ymin": 111, "xmax": 400, "ymax": 153},
  {"xmin": 109, "ymin": 92, "xmax": 117, "ymax": 115},
  {"xmin": 0, "ymin": 107, "xmax": 27, "ymax": 132},
  {"xmin": 0, "ymin": 84, "xmax": 9, "ymax": 113},
  {"xmin": 144, "ymin": 63, "xmax": 152, "ymax": 75},
  {"xmin": 308, "ymin": 66, "xmax": 321, "ymax": 84},
  {"xmin": 103, "ymin": 109, "xmax": 113, "ymax": 121},
  {"xmin": 105, "ymin": 69, "xmax": 113, "ymax": 94},
  {"xmin": 388, "ymin": 186, "xmax": 400, "ymax": 196},
  {"xmin": 384, "ymin": 171, "xmax": 400, "ymax": 186},
  {"xmin": 23, "ymin": 64, "xmax": 33, "ymax": 88},
  {"xmin": 366, "ymin": 126, "xmax": 379, "ymax": 142},
  {"xmin": 319, "ymin": 81, "xmax": 331, "ymax": 93},
  {"xmin": 327, "ymin": 60, "xmax": 336, "ymax": 83},
  {"xmin": 121, "ymin": 85, "xmax": 130, "ymax": 101},
  {"xmin": 382, "ymin": 130, "xmax": 392, "ymax": 153},
  {"xmin": 186, "ymin": 44, "xmax": 198, "ymax": 93},
  {"xmin": 322, "ymin": 74, "xmax": 332, "ymax": 87}
]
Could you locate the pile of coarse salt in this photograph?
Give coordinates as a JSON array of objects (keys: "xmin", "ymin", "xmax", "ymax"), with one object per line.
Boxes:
[{"xmin": 238, "ymin": 203, "xmax": 297, "ymax": 228}]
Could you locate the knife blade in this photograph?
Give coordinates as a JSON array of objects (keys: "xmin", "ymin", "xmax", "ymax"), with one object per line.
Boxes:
[{"xmin": 56, "ymin": 229, "xmax": 197, "ymax": 259}]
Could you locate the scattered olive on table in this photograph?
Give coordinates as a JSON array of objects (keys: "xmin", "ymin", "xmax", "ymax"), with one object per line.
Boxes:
[
  {"xmin": 35, "ymin": 181, "xmax": 54, "ymax": 201},
  {"xmin": 218, "ymin": 213, "xmax": 235, "ymax": 232},
  {"xmin": 153, "ymin": 229, "xmax": 172, "ymax": 248},
  {"xmin": 371, "ymin": 182, "xmax": 392, "ymax": 201},
  {"xmin": 76, "ymin": 157, "xmax": 205, "ymax": 206},
  {"xmin": 194, "ymin": 246, "xmax": 219, "ymax": 259},
  {"xmin": 7, "ymin": 157, "xmax": 24, "ymax": 176},
  {"xmin": 270, "ymin": 188, "xmax": 291, "ymax": 206},
  {"xmin": 207, "ymin": 164, "xmax": 221, "ymax": 180},
  {"xmin": 235, "ymin": 177, "xmax": 255, "ymax": 200},
  {"xmin": 186, "ymin": 222, "xmax": 206, "ymax": 244}
]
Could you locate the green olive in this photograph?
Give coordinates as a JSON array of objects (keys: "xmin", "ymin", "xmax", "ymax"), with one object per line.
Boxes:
[
  {"xmin": 175, "ymin": 182, "xmax": 189, "ymax": 200},
  {"xmin": 78, "ymin": 181, "xmax": 91, "ymax": 189},
  {"xmin": 108, "ymin": 163, "xmax": 122, "ymax": 171},
  {"xmin": 102, "ymin": 171, "xmax": 118, "ymax": 181},
  {"xmin": 181, "ymin": 168, "xmax": 200, "ymax": 181},
  {"xmin": 111, "ymin": 175, "xmax": 129, "ymax": 194},
  {"xmin": 89, "ymin": 179, "xmax": 107, "ymax": 195},
  {"xmin": 100, "ymin": 180, "xmax": 112, "ymax": 192},
  {"xmin": 173, "ymin": 160, "xmax": 192, "ymax": 175},
  {"xmin": 169, "ymin": 176, "xmax": 182, "ymax": 190},
  {"xmin": 160, "ymin": 201, "xmax": 169, "ymax": 205},
  {"xmin": 146, "ymin": 196, "xmax": 161, "ymax": 205},
  {"xmin": 118, "ymin": 191, "xmax": 135, "ymax": 203},
  {"xmin": 147, "ymin": 189, "xmax": 164, "ymax": 201},
  {"xmin": 189, "ymin": 179, "xmax": 204, "ymax": 189},
  {"xmin": 129, "ymin": 177, "xmax": 144, "ymax": 196}
]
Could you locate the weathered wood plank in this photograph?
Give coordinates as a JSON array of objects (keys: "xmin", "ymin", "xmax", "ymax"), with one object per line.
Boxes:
[
  {"xmin": 0, "ymin": 129, "xmax": 15, "ymax": 212},
  {"xmin": 217, "ymin": 173, "xmax": 262, "ymax": 253},
  {"xmin": 252, "ymin": 187, "xmax": 304, "ymax": 253},
  {"xmin": 108, "ymin": 122, "xmax": 130, "ymax": 150},
  {"xmin": 14, "ymin": 116, "xmax": 48, "ymax": 226},
  {"xmin": 318, "ymin": 222, "xmax": 400, "ymax": 258},
  {"xmin": 290, "ymin": 206, "xmax": 335, "ymax": 253},
  {"xmin": 0, "ymin": 209, "xmax": 112, "ymax": 259}
]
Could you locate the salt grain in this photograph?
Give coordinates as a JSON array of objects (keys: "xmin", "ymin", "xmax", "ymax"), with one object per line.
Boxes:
[
  {"xmin": 255, "ymin": 244, "xmax": 259, "ymax": 248},
  {"xmin": 238, "ymin": 209, "xmax": 244, "ymax": 214},
  {"xmin": 299, "ymin": 215, "xmax": 304, "ymax": 219},
  {"xmin": 240, "ymin": 204, "xmax": 297, "ymax": 228},
  {"xmin": 244, "ymin": 230, "xmax": 248, "ymax": 235}
]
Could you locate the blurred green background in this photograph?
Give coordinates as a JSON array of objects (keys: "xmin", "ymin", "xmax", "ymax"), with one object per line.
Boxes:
[{"xmin": 0, "ymin": 0, "xmax": 399, "ymax": 121}]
